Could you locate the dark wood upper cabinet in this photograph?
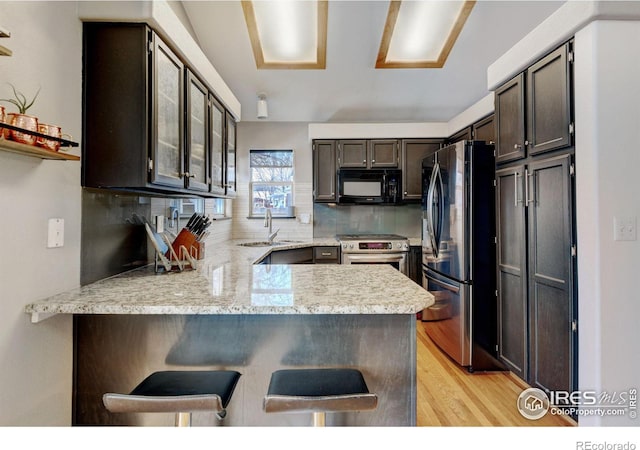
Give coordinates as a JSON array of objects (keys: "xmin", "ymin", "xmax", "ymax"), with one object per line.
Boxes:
[
  {"xmin": 495, "ymin": 73, "xmax": 526, "ymax": 164},
  {"xmin": 209, "ymin": 95, "xmax": 226, "ymax": 195},
  {"xmin": 401, "ymin": 139, "xmax": 442, "ymax": 201},
  {"xmin": 369, "ymin": 139, "xmax": 399, "ymax": 168},
  {"xmin": 472, "ymin": 114, "xmax": 495, "ymax": 144},
  {"xmin": 313, "ymin": 140, "xmax": 337, "ymax": 202},
  {"xmin": 526, "ymin": 44, "xmax": 572, "ymax": 156},
  {"xmin": 337, "ymin": 139, "xmax": 399, "ymax": 169},
  {"xmin": 337, "ymin": 140, "xmax": 368, "ymax": 168},
  {"xmin": 185, "ymin": 70, "xmax": 209, "ymax": 192},
  {"xmin": 495, "ymin": 42, "xmax": 573, "ymax": 165},
  {"xmin": 82, "ymin": 22, "xmax": 235, "ymax": 198},
  {"xmin": 225, "ymin": 112, "xmax": 237, "ymax": 197},
  {"xmin": 447, "ymin": 126, "xmax": 472, "ymax": 146}
]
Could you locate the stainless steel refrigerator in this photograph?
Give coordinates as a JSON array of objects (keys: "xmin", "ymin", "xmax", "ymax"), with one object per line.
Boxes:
[{"xmin": 421, "ymin": 140, "xmax": 504, "ymax": 371}]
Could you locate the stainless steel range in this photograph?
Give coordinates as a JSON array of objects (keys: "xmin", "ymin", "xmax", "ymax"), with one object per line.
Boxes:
[{"xmin": 337, "ymin": 234, "xmax": 410, "ymax": 275}]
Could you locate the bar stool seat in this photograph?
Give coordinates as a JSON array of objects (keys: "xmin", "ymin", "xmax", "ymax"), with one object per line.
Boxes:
[
  {"xmin": 263, "ymin": 368, "xmax": 377, "ymax": 426},
  {"xmin": 103, "ymin": 370, "xmax": 241, "ymax": 427}
]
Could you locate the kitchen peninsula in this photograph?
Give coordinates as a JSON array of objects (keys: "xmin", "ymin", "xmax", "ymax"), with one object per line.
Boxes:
[{"xmin": 25, "ymin": 239, "xmax": 434, "ymax": 426}]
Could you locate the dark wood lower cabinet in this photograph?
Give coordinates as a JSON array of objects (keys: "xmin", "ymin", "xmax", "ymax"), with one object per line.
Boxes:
[
  {"xmin": 269, "ymin": 247, "xmax": 314, "ymax": 265},
  {"xmin": 313, "ymin": 246, "xmax": 340, "ymax": 264},
  {"xmin": 496, "ymin": 164, "xmax": 528, "ymax": 380},
  {"xmin": 408, "ymin": 246, "xmax": 422, "ymax": 286},
  {"xmin": 496, "ymin": 152, "xmax": 576, "ymax": 395}
]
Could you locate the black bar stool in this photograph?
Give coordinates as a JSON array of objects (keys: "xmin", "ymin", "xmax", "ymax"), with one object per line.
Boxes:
[
  {"xmin": 263, "ymin": 368, "xmax": 377, "ymax": 426},
  {"xmin": 103, "ymin": 370, "xmax": 241, "ymax": 427}
]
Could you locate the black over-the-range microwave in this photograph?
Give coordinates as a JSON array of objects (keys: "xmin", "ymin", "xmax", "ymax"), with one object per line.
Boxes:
[{"xmin": 337, "ymin": 169, "xmax": 402, "ymax": 205}]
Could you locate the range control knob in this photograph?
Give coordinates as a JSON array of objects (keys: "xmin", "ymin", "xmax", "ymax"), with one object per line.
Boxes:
[{"xmin": 349, "ymin": 244, "xmax": 354, "ymax": 249}]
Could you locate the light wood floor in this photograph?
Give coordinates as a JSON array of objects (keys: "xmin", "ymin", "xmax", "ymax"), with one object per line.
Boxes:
[{"xmin": 416, "ymin": 320, "xmax": 576, "ymax": 427}]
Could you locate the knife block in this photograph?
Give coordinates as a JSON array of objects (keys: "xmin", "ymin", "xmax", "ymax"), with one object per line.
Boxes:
[
  {"xmin": 145, "ymin": 224, "xmax": 197, "ymax": 273},
  {"xmin": 166, "ymin": 228, "xmax": 199, "ymax": 260}
]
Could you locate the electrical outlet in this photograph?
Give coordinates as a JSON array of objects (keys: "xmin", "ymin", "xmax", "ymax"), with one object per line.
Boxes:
[
  {"xmin": 155, "ymin": 215, "xmax": 164, "ymax": 233},
  {"xmin": 47, "ymin": 218, "xmax": 64, "ymax": 248},
  {"xmin": 613, "ymin": 216, "xmax": 637, "ymax": 241}
]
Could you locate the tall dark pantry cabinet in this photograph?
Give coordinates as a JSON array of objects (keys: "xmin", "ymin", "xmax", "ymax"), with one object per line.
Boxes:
[{"xmin": 494, "ymin": 40, "xmax": 577, "ymax": 397}]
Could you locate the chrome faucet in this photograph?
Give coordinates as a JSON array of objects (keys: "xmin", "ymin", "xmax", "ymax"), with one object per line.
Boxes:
[{"xmin": 264, "ymin": 208, "xmax": 280, "ymax": 243}]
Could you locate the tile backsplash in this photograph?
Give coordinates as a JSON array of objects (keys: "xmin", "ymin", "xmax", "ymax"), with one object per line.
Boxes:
[
  {"xmin": 81, "ymin": 189, "xmax": 232, "ymax": 285},
  {"xmin": 313, "ymin": 203, "xmax": 422, "ymax": 238}
]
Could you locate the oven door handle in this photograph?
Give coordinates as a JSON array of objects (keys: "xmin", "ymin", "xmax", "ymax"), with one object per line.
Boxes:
[{"xmin": 345, "ymin": 254, "xmax": 405, "ymax": 263}]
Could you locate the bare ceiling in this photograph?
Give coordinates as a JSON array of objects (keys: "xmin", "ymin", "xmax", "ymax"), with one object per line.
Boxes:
[{"xmin": 180, "ymin": 1, "xmax": 565, "ymax": 123}]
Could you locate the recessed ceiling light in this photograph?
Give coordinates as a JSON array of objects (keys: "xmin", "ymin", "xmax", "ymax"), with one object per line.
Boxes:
[
  {"xmin": 376, "ymin": 0, "xmax": 476, "ymax": 69},
  {"xmin": 241, "ymin": 0, "xmax": 328, "ymax": 69}
]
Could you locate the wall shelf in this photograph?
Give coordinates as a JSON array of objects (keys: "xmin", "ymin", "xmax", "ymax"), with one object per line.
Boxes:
[
  {"xmin": 0, "ymin": 122, "xmax": 80, "ymax": 161},
  {"xmin": 0, "ymin": 138, "xmax": 80, "ymax": 160}
]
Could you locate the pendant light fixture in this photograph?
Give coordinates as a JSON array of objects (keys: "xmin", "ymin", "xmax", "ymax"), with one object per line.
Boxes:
[{"xmin": 257, "ymin": 93, "xmax": 268, "ymax": 119}]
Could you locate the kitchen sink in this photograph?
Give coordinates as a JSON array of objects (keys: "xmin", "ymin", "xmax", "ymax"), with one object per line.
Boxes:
[
  {"xmin": 238, "ymin": 241, "xmax": 282, "ymax": 247},
  {"xmin": 238, "ymin": 240, "xmax": 302, "ymax": 247}
]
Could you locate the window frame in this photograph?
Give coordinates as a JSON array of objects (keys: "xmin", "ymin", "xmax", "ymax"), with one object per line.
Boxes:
[{"xmin": 249, "ymin": 149, "xmax": 295, "ymax": 218}]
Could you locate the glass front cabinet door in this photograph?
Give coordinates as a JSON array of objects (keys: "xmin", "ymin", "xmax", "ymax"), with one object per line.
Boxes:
[
  {"xmin": 225, "ymin": 112, "xmax": 237, "ymax": 197},
  {"xmin": 186, "ymin": 70, "xmax": 209, "ymax": 192},
  {"xmin": 210, "ymin": 95, "xmax": 226, "ymax": 195},
  {"xmin": 151, "ymin": 35, "xmax": 184, "ymax": 188}
]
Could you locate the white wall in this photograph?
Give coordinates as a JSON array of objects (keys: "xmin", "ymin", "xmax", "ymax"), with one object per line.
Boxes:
[
  {"xmin": 0, "ymin": 1, "xmax": 81, "ymax": 425},
  {"xmin": 574, "ymin": 20, "xmax": 640, "ymax": 426},
  {"xmin": 234, "ymin": 122, "xmax": 314, "ymax": 241}
]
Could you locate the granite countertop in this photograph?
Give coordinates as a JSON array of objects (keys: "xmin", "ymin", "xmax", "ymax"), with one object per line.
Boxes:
[{"xmin": 25, "ymin": 238, "xmax": 434, "ymax": 322}]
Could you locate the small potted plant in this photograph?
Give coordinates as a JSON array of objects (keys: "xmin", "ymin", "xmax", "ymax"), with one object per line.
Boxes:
[{"xmin": 0, "ymin": 83, "xmax": 40, "ymax": 145}]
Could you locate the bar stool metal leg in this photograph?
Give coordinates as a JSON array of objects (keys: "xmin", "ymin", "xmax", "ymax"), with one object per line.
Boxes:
[
  {"xmin": 176, "ymin": 412, "xmax": 191, "ymax": 427},
  {"xmin": 312, "ymin": 412, "xmax": 326, "ymax": 427}
]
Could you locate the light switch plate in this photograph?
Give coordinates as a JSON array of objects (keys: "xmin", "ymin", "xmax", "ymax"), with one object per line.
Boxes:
[
  {"xmin": 614, "ymin": 216, "xmax": 637, "ymax": 241},
  {"xmin": 47, "ymin": 218, "xmax": 64, "ymax": 248}
]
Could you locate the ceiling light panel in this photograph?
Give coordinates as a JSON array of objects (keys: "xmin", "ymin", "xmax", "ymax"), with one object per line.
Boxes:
[
  {"xmin": 242, "ymin": 0, "xmax": 328, "ymax": 69},
  {"xmin": 377, "ymin": 0, "xmax": 476, "ymax": 69}
]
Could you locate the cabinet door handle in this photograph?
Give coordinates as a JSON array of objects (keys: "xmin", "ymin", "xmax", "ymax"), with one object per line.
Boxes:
[
  {"xmin": 514, "ymin": 144, "xmax": 522, "ymax": 149},
  {"xmin": 527, "ymin": 170, "xmax": 535, "ymax": 205},
  {"xmin": 321, "ymin": 252, "xmax": 332, "ymax": 256},
  {"xmin": 524, "ymin": 170, "xmax": 535, "ymax": 205},
  {"xmin": 524, "ymin": 169, "xmax": 529, "ymax": 205},
  {"xmin": 372, "ymin": 159, "xmax": 376, "ymax": 163},
  {"xmin": 362, "ymin": 159, "xmax": 366, "ymax": 164}
]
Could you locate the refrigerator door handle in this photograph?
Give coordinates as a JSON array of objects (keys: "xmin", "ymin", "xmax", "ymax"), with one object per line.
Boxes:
[
  {"xmin": 425, "ymin": 273, "xmax": 460, "ymax": 293},
  {"xmin": 434, "ymin": 163, "xmax": 444, "ymax": 254},
  {"xmin": 426, "ymin": 163, "xmax": 439, "ymax": 258}
]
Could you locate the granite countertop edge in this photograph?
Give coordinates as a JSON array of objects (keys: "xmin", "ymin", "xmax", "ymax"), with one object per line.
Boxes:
[{"xmin": 25, "ymin": 237, "xmax": 434, "ymax": 318}]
